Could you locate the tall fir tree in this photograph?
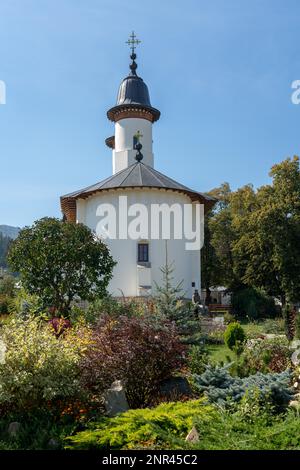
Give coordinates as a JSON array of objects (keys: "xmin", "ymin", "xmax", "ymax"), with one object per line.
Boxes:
[{"xmin": 154, "ymin": 241, "xmax": 184, "ymax": 319}]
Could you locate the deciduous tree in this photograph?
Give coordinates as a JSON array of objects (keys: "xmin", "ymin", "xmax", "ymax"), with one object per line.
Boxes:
[{"xmin": 8, "ymin": 217, "xmax": 116, "ymax": 315}]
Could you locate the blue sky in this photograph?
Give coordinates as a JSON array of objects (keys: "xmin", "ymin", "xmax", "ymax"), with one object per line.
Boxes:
[{"xmin": 0, "ymin": 0, "xmax": 299, "ymax": 227}]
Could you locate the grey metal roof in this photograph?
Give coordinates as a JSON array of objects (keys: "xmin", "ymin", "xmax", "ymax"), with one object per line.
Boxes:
[{"xmin": 61, "ymin": 162, "xmax": 216, "ymax": 208}]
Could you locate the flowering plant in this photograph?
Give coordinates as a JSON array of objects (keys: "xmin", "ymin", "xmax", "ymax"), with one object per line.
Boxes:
[{"xmin": 0, "ymin": 316, "xmax": 91, "ymax": 411}]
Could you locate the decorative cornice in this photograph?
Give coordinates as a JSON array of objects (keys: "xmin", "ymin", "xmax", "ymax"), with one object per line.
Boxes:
[
  {"xmin": 105, "ymin": 135, "xmax": 115, "ymax": 149},
  {"xmin": 107, "ymin": 105, "xmax": 160, "ymax": 123}
]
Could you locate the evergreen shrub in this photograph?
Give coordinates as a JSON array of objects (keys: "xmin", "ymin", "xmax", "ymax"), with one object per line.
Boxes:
[
  {"xmin": 192, "ymin": 364, "xmax": 293, "ymax": 410},
  {"xmin": 187, "ymin": 345, "xmax": 210, "ymax": 375},
  {"xmin": 232, "ymin": 287, "xmax": 277, "ymax": 319},
  {"xmin": 65, "ymin": 399, "xmax": 216, "ymax": 450},
  {"xmin": 224, "ymin": 322, "xmax": 246, "ymax": 354}
]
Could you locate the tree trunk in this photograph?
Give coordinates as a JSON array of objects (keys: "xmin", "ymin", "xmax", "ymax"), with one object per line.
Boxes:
[
  {"xmin": 284, "ymin": 303, "xmax": 296, "ymax": 341},
  {"xmin": 205, "ymin": 288, "xmax": 212, "ymax": 306},
  {"xmin": 280, "ymin": 293, "xmax": 286, "ymax": 312}
]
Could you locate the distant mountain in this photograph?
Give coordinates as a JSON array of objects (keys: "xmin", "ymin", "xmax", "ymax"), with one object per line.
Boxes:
[{"xmin": 0, "ymin": 225, "xmax": 21, "ymax": 240}]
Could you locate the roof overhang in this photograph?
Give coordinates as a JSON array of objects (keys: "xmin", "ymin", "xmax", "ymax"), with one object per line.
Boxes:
[
  {"xmin": 61, "ymin": 186, "xmax": 216, "ymax": 222},
  {"xmin": 107, "ymin": 104, "xmax": 160, "ymax": 123}
]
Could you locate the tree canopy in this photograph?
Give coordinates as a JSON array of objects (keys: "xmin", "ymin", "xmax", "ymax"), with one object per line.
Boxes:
[
  {"xmin": 202, "ymin": 156, "xmax": 300, "ymax": 306},
  {"xmin": 8, "ymin": 217, "xmax": 116, "ymax": 315}
]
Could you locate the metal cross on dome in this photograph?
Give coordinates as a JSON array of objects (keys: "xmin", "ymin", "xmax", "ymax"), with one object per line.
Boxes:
[
  {"xmin": 126, "ymin": 31, "xmax": 141, "ymax": 54},
  {"xmin": 135, "ymin": 130, "xmax": 143, "ymax": 141}
]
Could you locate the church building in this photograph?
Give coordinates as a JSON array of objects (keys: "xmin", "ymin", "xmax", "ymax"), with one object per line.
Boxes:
[{"xmin": 60, "ymin": 34, "xmax": 215, "ymax": 299}]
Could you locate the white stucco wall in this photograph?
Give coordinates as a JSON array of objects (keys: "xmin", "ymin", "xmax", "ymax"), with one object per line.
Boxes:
[
  {"xmin": 113, "ymin": 118, "xmax": 154, "ymax": 173},
  {"xmin": 76, "ymin": 188, "xmax": 201, "ymax": 299}
]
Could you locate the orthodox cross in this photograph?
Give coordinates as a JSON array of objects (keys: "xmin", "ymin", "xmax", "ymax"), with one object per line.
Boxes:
[
  {"xmin": 134, "ymin": 130, "xmax": 143, "ymax": 142},
  {"xmin": 126, "ymin": 31, "xmax": 141, "ymax": 54}
]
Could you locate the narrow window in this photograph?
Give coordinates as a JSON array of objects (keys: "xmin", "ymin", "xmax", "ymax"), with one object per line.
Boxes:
[{"xmin": 138, "ymin": 243, "xmax": 149, "ymax": 263}]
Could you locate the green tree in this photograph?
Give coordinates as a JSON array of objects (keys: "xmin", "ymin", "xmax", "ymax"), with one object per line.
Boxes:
[
  {"xmin": 8, "ymin": 217, "xmax": 116, "ymax": 315},
  {"xmin": 234, "ymin": 157, "xmax": 300, "ymax": 306},
  {"xmin": 208, "ymin": 184, "xmax": 234, "ymax": 284},
  {"xmin": 202, "ymin": 183, "xmax": 254, "ymax": 296},
  {"xmin": 154, "ymin": 241, "xmax": 184, "ymax": 319},
  {"xmin": 202, "ymin": 157, "xmax": 300, "ymax": 321},
  {"xmin": 201, "ymin": 217, "xmax": 220, "ymax": 305},
  {"xmin": 154, "ymin": 242, "xmax": 200, "ymax": 335}
]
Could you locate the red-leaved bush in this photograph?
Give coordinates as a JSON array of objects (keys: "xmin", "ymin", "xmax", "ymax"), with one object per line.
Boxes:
[
  {"xmin": 79, "ymin": 315, "xmax": 185, "ymax": 407},
  {"xmin": 48, "ymin": 317, "xmax": 71, "ymax": 337}
]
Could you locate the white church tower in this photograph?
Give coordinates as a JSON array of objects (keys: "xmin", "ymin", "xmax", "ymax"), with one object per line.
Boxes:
[
  {"xmin": 105, "ymin": 33, "xmax": 160, "ymax": 174},
  {"xmin": 61, "ymin": 33, "xmax": 215, "ymax": 298}
]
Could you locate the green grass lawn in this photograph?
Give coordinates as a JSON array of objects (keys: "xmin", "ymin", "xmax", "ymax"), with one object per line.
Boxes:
[
  {"xmin": 207, "ymin": 344, "xmax": 235, "ymax": 364},
  {"xmin": 206, "ymin": 317, "xmax": 285, "ymax": 364}
]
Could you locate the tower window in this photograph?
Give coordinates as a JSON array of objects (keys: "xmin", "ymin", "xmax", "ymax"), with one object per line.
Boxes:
[{"xmin": 138, "ymin": 243, "xmax": 149, "ymax": 263}]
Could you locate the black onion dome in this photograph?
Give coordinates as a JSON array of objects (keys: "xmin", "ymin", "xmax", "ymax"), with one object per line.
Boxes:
[
  {"xmin": 116, "ymin": 74, "xmax": 152, "ymax": 107},
  {"xmin": 107, "ymin": 53, "xmax": 160, "ymax": 122}
]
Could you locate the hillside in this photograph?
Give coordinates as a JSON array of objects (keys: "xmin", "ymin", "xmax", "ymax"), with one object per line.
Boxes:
[
  {"xmin": 0, "ymin": 233, "xmax": 12, "ymax": 268},
  {"xmin": 0, "ymin": 225, "xmax": 20, "ymax": 240},
  {"xmin": 0, "ymin": 225, "xmax": 20, "ymax": 268}
]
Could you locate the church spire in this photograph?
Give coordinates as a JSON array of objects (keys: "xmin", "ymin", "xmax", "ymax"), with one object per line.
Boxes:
[
  {"xmin": 107, "ymin": 32, "xmax": 160, "ymax": 123},
  {"xmin": 106, "ymin": 33, "xmax": 160, "ymax": 174},
  {"xmin": 126, "ymin": 31, "xmax": 141, "ymax": 76}
]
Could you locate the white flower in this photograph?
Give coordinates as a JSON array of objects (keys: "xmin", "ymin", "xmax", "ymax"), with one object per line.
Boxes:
[{"xmin": 294, "ymin": 382, "xmax": 299, "ymax": 388}]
